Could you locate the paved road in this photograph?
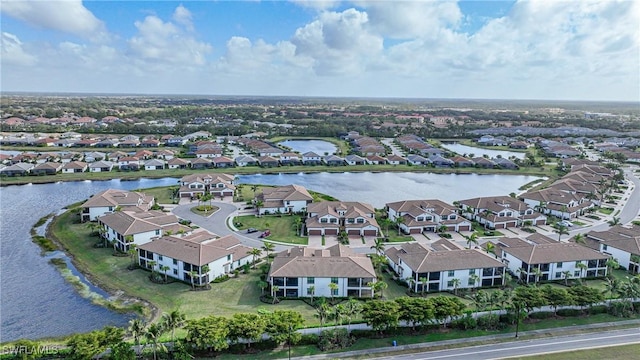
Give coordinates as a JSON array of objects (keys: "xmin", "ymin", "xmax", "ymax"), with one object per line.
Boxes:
[
  {"xmin": 171, "ymin": 201, "xmax": 290, "ymax": 252},
  {"xmin": 373, "ymin": 328, "xmax": 640, "ymax": 360}
]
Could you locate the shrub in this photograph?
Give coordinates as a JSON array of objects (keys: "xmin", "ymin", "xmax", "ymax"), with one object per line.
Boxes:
[
  {"xmin": 529, "ymin": 311, "xmax": 553, "ymax": 320},
  {"xmin": 588, "ymin": 305, "xmax": 608, "ymax": 315},
  {"xmin": 477, "ymin": 314, "xmax": 500, "ymax": 330},
  {"xmin": 298, "ymin": 333, "xmax": 319, "ymax": 346},
  {"xmin": 452, "ymin": 313, "xmax": 477, "ymax": 330},
  {"xmin": 212, "ymin": 274, "xmax": 230, "ymax": 283},
  {"xmin": 318, "ymin": 328, "xmax": 354, "ymax": 351},
  {"xmin": 556, "ymin": 308, "xmax": 581, "ymax": 317},
  {"xmin": 607, "ymin": 302, "xmax": 634, "ymax": 318}
]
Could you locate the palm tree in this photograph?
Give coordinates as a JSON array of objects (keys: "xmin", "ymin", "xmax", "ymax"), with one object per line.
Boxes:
[
  {"xmin": 328, "ymin": 282, "xmax": 339, "ymax": 301},
  {"xmin": 395, "ymin": 216, "xmax": 405, "ymax": 235},
  {"xmin": 258, "ymin": 280, "xmax": 268, "ymax": 295},
  {"xmin": 160, "ymin": 265, "xmax": 170, "ymax": 283},
  {"xmin": 187, "ymin": 270, "xmax": 198, "ymax": 289},
  {"xmin": 465, "ymin": 233, "xmax": 479, "ymax": 249},
  {"xmin": 128, "ymin": 243, "xmax": 138, "ymax": 269},
  {"xmin": 469, "ymin": 273, "xmax": 480, "ymax": 290},
  {"xmin": 86, "ymin": 222, "xmax": 99, "ymax": 236},
  {"xmin": 293, "ymin": 217, "xmax": 304, "ymax": 236},
  {"xmin": 344, "ymin": 298, "xmax": 362, "ymax": 331},
  {"xmin": 437, "ymin": 224, "xmax": 448, "ymax": 235},
  {"xmin": 532, "ymin": 268, "xmax": 543, "ymax": 286},
  {"xmin": 380, "ymin": 218, "xmax": 393, "ymax": 237},
  {"xmin": 145, "ymin": 323, "xmax": 165, "ymax": 360},
  {"xmin": 608, "ymin": 216, "xmax": 621, "ymax": 226},
  {"xmin": 406, "ymin": 277, "xmax": 416, "ymax": 293},
  {"xmin": 148, "ymin": 260, "xmax": 157, "ymax": 276},
  {"xmin": 419, "ymin": 277, "xmax": 428, "ymax": 296},
  {"xmin": 251, "ymin": 185, "xmax": 258, "ymax": 198},
  {"xmin": 161, "ymin": 309, "xmax": 186, "ymax": 345},
  {"xmin": 562, "ymin": 270, "xmax": 572, "ymax": 286},
  {"xmin": 308, "ymin": 285, "xmax": 315, "ymax": 303},
  {"xmin": 576, "ymin": 262, "xmax": 588, "ymax": 283},
  {"xmin": 314, "ymin": 302, "xmax": 330, "ymax": 332},
  {"xmin": 451, "ymin": 278, "xmax": 461, "ymax": 295},
  {"xmin": 604, "ymin": 278, "xmax": 621, "ymax": 306},
  {"xmin": 334, "ymin": 304, "xmax": 346, "ymax": 326},
  {"xmin": 127, "ymin": 318, "xmax": 146, "ymax": 355},
  {"xmin": 485, "ymin": 242, "xmax": 496, "ymax": 256},
  {"xmin": 249, "ymin": 248, "xmax": 262, "ymax": 269},
  {"xmin": 370, "ymin": 237, "xmax": 385, "ymax": 255},
  {"xmin": 200, "ymin": 264, "xmax": 210, "ymax": 284},
  {"xmin": 254, "ymin": 200, "xmax": 264, "ymax": 215},
  {"xmin": 262, "ymin": 242, "xmax": 275, "ymax": 264},
  {"xmin": 572, "ymin": 233, "xmax": 586, "ymax": 244},
  {"xmin": 271, "ymin": 285, "xmax": 280, "ymax": 304},
  {"xmin": 606, "ymin": 257, "xmax": 620, "ymax": 275},
  {"xmin": 555, "ymin": 224, "xmax": 569, "ymax": 241}
]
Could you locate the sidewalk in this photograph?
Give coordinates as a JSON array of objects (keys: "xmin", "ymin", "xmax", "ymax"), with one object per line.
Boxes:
[{"xmin": 293, "ymin": 319, "xmax": 640, "ymax": 359}]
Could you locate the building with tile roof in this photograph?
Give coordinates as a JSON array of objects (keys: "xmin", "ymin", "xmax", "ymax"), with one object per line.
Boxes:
[
  {"xmin": 257, "ymin": 185, "xmax": 313, "ymax": 215},
  {"xmin": 81, "ymin": 188, "xmax": 154, "ymax": 222}
]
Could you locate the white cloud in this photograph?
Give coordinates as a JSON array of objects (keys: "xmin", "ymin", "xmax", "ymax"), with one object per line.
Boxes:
[
  {"xmin": 290, "ymin": 0, "xmax": 341, "ymax": 11},
  {"xmin": 0, "ymin": 0, "xmax": 108, "ymax": 41},
  {"xmin": 291, "ymin": 8, "xmax": 383, "ymax": 75},
  {"xmin": 1, "ymin": 32, "xmax": 37, "ymax": 66},
  {"xmin": 127, "ymin": 14, "xmax": 212, "ymax": 66},
  {"xmin": 173, "ymin": 4, "xmax": 194, "ymax": 31}
]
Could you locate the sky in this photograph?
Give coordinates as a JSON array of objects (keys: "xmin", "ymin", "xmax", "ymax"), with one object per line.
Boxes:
[{"xmin": 1, "ymin": 0, "xmax": 639, "ymax": 101}]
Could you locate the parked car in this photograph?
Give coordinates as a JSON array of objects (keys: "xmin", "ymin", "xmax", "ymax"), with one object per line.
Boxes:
[
  {"xmin": 558, "ymin": 220, "xmax": 573, "ymax": 227},
  {"xmin": 246, "ymin": 228, "xmax": 258, "ymax": 233},
  {"xmin": 259, "ymin": 230, "xmax": 271, "ymax": 238}
]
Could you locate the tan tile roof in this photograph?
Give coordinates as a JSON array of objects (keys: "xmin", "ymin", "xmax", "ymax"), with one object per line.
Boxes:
[
  {"xmin": 386, "ymin": 243, "xmax": 505, "ymax": 272},
  {"xmin": 260, "ymin": 185, "xmax": 313, "ymax": 203},
  {"xmin": 269, "ymin": 244, "xmax": 376, "ymax": 278},
  {"xmin": 81, "ymin": 189, "xmax": 153, "ymax": 208},
  {"xmin": 501, "ymin": 241, "xmax": 608, "ymax": 264},
  {"xmin": 586, "ymin": 225, "xmax": 640, "ymax": 255},
  {"xmin": 459, "ymin": 196, "xmax": 528, "ymax": 213},
  {"xmin": 139, "ymin": 233, "xmax": 246, "ymax": 266}
]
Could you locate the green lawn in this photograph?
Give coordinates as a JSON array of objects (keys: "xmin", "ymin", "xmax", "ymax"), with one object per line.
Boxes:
[
  {"xmin": 190, "ymin": 205, "xmax": 220, "ymax": 217},
  {"xmin": 49, "ymin": 210, "xmax": 318, "ymax": 327},
  {"xmin": 135, "ymin": 185, "xmax": 178, "ymax": 204},
  {"xmin": 598, "ymin": 207, "xmax": 615, "ymax": 215},
  {"xmin": 233, "ymin": 214, "xmax": 308, "ymax": 245}
]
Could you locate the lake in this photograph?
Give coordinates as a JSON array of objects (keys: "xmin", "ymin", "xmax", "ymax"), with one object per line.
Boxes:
[
  {"xmin": 0, "ymin": 172, "xmax": 539, "ymax": 340},
  {"xmin": 277, "ymin": 139, "xmax": 337, "ymax": 155},
  {"xmin": 441, "ymin": 143, "xmax": 526, "ymax": 159}
]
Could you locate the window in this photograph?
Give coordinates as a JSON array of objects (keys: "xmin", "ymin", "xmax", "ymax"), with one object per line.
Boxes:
[
  {"xmin": 357, "ymin": 218, "xmax": 364, "ymax": 223},
  {"xmin": 556, "ymin": 262, "xmax": 563, "ymax": 268},
  {"xmin": 330, "ymin": 218, "xmax": 337, "ymax": 223},
  {"xmin": 158, "ymin": 255, "xmax": 163, "ymax": 261},
  {"xmin": 155, "ymin": 229, "xmax": 160, "ymax": 235},
  {"xmin": 574, "ymin": 271, "xmax": 580, "ymax": 277},
  {"xmin": 448, "ymin": 270, "xmax": 455, "ymax": 277},
  {"xmin": 227, "ymin": 254, "xmax": 231, "ymax": 261},
  {"xmin": 447, "ymin": 280, "xmax": 454, "ymax": 287},
  {"xmin": 173, "ymin": 259, "xmax": 178, "ymax": 265},
  {"xmin": 555, "ymin": 272, "xmax": 561, "ymax": 278},
  {"xmin": 468, "ymin": 278, "xmax": 475, "ymax": 286},
  {"xmin": 307, "ymin": 287, "xmax": 315, "ymax": 295},
  {"xmin": 417, "ymin": 217, "xmax": 424, "ymax": 221},
  {"xmin": 469, "ymin": 269, "xmax": 475, "ymax": 275},
  {"xmin": 321, "ymin": 218, "xmax": 328, "ymax": 223},
  {"xmin": 602, "ymin": 244, "xmax": 608, "ymax": 251},
  {"xmin": 307, "ymin": 277, "xmax": 314, "ymax": 284},
  {"xmin": 331, "ymin": 288, "xmax": 339, "ymax": 296},
  {"xmin": 331, "ymin": 277, "xmax": 339, "ymax": 284},
  {"xmin": 173, "ymin": 269, "xmax": 178, "ymax": 275}
]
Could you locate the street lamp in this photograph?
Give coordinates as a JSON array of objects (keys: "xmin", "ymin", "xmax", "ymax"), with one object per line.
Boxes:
[
  {"xmin": 515, "ymin": 302, "xmax": 521, "ymax": 338},
  {"xmin": 288, "ymin": 325, "xmax": 292, "ymax": 360}
]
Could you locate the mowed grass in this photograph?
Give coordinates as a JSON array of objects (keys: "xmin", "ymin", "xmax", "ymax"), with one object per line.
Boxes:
[
  {"xmin": 234, "ymin": 214, "xmax": 308, "ymax": 245},
  {"xmin": 504, "ymin": 343, "xmax": 640, "ymax": 360},
  {"xmin": 50, "ymin": 210, "xmax": 318, "ymax": 326},
  {"xmin": 135, "ymin": 185, "xmax": 178, "ymax": 204}
]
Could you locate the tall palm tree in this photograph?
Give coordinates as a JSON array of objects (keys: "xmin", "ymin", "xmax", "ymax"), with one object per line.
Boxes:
[
  {"xmin": 419, "ymin": 277, "xmax": 428, "ymax": 296},
  {"xmin": 249, "ymin": 248, "xmax": 262, "ymax": 269},
  {"xmin": 572, "ymin": 233, "xmax": 586, "ymax": 244},
  {"xmin": 293, "ymin": 217, "xmax": 304, "ymax": 236},
  {"xmin": 145, "ymin": 323, "xmax": 165, "ymax": 360},
  {"xmin": 344, "ymin": 298, "xmax": 362, "ymax": 331},
  {"xmin": 328, "ymin": 282, "xmax": 339, "ymax": 301},
  {"xmin": 469, "ymin": 273, "xmax": 480, "ymax": 289},
  {"xmin": 485, "ymin": 242, "xmax": 496, "ymax": 256},
  {"xmin": 308, "ymin": 285, "xmax": 315, "ymax": 303},
  {"xmin": 127, "ymin": 318, "xmax": 146, "ymax": 355},
  {"xmin": 314, "ymin": 302, "xmax": 330, "ymax": 332},
  {"xmin": 555, "ymin": 224, "xmax": 569, "ymax": 241},
  {"xmin": 370, "ymin": 237, "xmax": 385, "ymax": 255},
  {"xmin": 161, "ymin": 309, "xmax": 186, "ymax": 344},
  {"xmin": 127, "ymin": 243, "xmax": 138, "ymax": 269},
  {"xmin": 271, "ymin": 285, "xmax": 280, "ymax": 304},
  {"xmin": 254, "ymin": 200, "xmax": 264, "ymax": 215},
  {"xmin": 262, "ymin": 242, "xmax": 275, "ymax": 264},
  {"xmin": 160, "ymin": 265, "xmax": 170, "ymax": 283},
  {"xmin": 608, "ymin": 217, "xmax": 621, "ymax": 226},
  {"xmin": 532, "ymin": 268, "xmax": 543, "ymax": 286},
  {"xmin": 576, "ymin": 262, "xmax": 588, "ymax": 283},
  {"xmin": 562, "ymin": 270, "xmax": 572, "ymax": 286},
  {"xmin": 187, "ymin": 270, "xmax": 198, "ymax": 289},
  {"xmin": 334, "ymin": 304, "xmax": 346, "ymax": 326},
  {"xmin": 395, "ymin": 216, "xmax": 405, "ymax": 235},
  {"xmin": 251, "ymin": 185, "xmax": 258, "ymax": 198},
  {"xmin": 201, "ymin": 264, "xmax": 210, "ymax": 284},
  {"xmin": 465, "ymin": 233, "xmax": 479, "ymax": 249},
  {"xmin": 606, "ymin": 257, "xmax": 620, "ymax": 275},
  {"xmin": 451, "ymin": 278, "xmax": 461, "ymax": 295},
  {"xmin": 604, "ymin": 278, "xmax": 621, "ymax": 306},
  {"xmin": 148, "ymin": 260, "xmax": 157, "ymax": 275}
]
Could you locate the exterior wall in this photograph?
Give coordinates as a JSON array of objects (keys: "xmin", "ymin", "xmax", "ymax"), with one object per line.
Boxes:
[
  {"xmin": 270, "ymin": 276, "xmax": 374, "ymax": 298},
  {"xmin": 503, "ymin": 250, "xmax": 607, "ymax": 283},
  {"xmin": 86, "ymin": 206, "xmax": 113, "ymax": 221},
  {"xmin": 602, "ymin": 245, "xmax": 632, "ymax": 269}
]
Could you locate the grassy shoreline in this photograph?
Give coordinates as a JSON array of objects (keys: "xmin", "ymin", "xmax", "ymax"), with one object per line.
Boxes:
[{"xmin": 0, "ymin": 164, "xmax": 552, "ymax": 186}]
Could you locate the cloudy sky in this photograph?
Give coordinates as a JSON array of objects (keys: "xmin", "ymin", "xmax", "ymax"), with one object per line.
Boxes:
[{"xmin": 1, "ymin": 0, "xmax": 638, "ymax": 101}]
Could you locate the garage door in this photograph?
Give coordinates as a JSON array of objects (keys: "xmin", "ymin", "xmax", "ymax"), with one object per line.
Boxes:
[
  {"xmin": 458, "ymin": 225, "xmax": 471, "ymax": 231},
  {"xmin": 535, "ymin": 219, "xmax": 545, "ymax": 225},
  {"xmin": 325, "ymin": 229, "xmax": 338, "ymax": 235},
  {"xmin": 181, "ymin": 193, "xmax": 191, "ymax": 197},
  {"xmin": 363, "ymin": 230, "xmax": 378, "ymax": 236},
  {"xmin": 410, "ymin": 228, "xmax": 422, "ymax": 234},
  {"xmin": 495, "ymin": 223, "xmax": 505, "ymax": 229},
  {"xmin": 347, "ymin": 229, "xmax": 360, "ymax": 236},
  {"xmin": 308, "ymin": 229, "xmax": 322, "ymax": 235}
]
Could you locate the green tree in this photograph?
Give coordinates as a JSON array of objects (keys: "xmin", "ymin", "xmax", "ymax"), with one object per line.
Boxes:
[
  {"xmin": 144, "ymin": 323, "xmax": 166, "ymax": 360},
  {"xmin": 314, "ymin": 301, "xmax": 331, "ymax": 331},
  {"xmin": 608, "ymin": 216, "xmax": 621, "ymax": 226},
  {"xmin": 555, "ymin": 224, "xmax": 569, "ymax": 241},
  {"xmin": 430, "ymin": 296, "xmax": 466, "ymax": 328},
  {"xmin": 368, "ymin": 280, "xmax": 388, "ymax": 299},
  {"xmin": 451, "ymin": 278, "xmax": 461, "ymax": 295},
  {"xmin": 308, "ymin": 285, "xmax": 316, "ymax": 303},
  {"xmin": 249, "ymin": 248, "xmax": 262, "ymax": 269},
  {"xmin": 465, "ymin": 233, "xmax": 479, "ymax": 249},
  {"xmin": 562, "ymin": 270, "xmax": 572, "ymax": 286},
  {"xmin": 343, "ymin": 298, "xmax": 362, "ymax": 331},
  {"xmin": 160, "ymin": 265, "xmax": 170, "ymax": 283},
  {"xmin": 361, "ymin": 300, "xmax": 400, "ymax": 335},
  {"xmin": 127, "ymin": 243, "xmax": 138, "ymax": 269},
  {"xmin": 513, "ymin": 286, "xmax": 546, "ymax": 318},
  {"xmin": 185, "ymin": 316, "xmax": 230, "ymax": 353},
  {"xmin": 162, "ymin": 309, "xmax": 186, "ymax": 345},
  {"xmin": 606, "ymin": 257, "xmax": 620, "ymax": 275},
  {"xmin": 419, "ymin": 276, "xmax": 428, "ymax": 296},
  {"xmin": 271, "ymin": 285, "xmax": 280, "ymax": 304},
  {"xmin": 370, "ymin": 237, "xmax": 385, "ymax": 255},
  {"xmin": 395, "ymin": 297, "xmax": 434, "ymax": 331},
  {"xmin": 188, "ymin": 270, "xmax": 198, "ymax": 289},
  {"xmin": 265, "ymin": 310, "xmax": 305, "ymax": 346},
  {"xmin": 395, "ymin": 216, "xmax": 405, "ymax": 235},
  {"xmin": 293, "ymin": 216, "xmax": 304, "ymax": 236},
  {"xmin": 262, "ymin": 242, "xmax": 275, "ymax": 264},
  {"xmin": 108, "ymin": 341, "xmax": 136, "ymax": 360},
  {"xmin": 227, "ymin": 312, "xmax": 267, "ymax": 348},
  {"xmin": 568, "ymin": 285, "xmax": 604, "ymax": 312},
  {"xmin": 604, "ymin": 277, "xmax": 621, "ymax": 306},
  {"xmin": 542, "ymin": 285, "xmax": 573, "ymax": 316},
  {"xmin": 127, "ymin": 318, "xmax": 146, "ymax": 355},
  {"xmin": 328, "ymin": 282, "xmax": 339, "ymax": 300}
]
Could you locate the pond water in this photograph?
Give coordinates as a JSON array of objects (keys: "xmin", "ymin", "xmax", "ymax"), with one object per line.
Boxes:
[
  {"xmin": 277, "ymin": 139, "xmax": 337, "ymax": 155},
  {"xmin": 441, "ymin": 143, "xmax": 526, "ymax": 159},
  {"xmin": 0, "ymin": 171, "xmax": 539, "ymax": 340}
]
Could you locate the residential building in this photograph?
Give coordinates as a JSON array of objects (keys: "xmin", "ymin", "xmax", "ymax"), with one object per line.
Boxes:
[
  {"xmin": 31, "ymin": 162, "xmax": 63, "ymax": 175},
  {"xmin": 385, "ymin": 241, "xmax": 506, "ymax": 292},
  {"xmin": 497, "ymin": 236, "xmax": 609, "ymax": 284},
  {"xmin": 178, "ymin": 173, "xmax": 235, "ymax": 198},
  {"xmin": 62, "ymin": 161, "xmax": 88, "ymax": 173},
  {"xmin": 138, "ymin": 231, "xmax": 253, "ymax": 285},
  {"xmin": 585, "ymin": 225, "xmax": 640, "ymax": 274},
  {"xmin": 268, "ymin": 244, "xmax": 377, "ymax": 298},
  {"xmin": 167, "ymin": 157, "xmax": 190, "ymax": 169},
  {"xmin": 519, "ymin": 188, "xmax": 593, "ymax": 219},
  {"xmin": 386, "ymin": 199, "xmax": 472, "ymax": 233},
  {"xmin": 81, "ymin": 188, "xmax": 154, "ymax": 222},
  {"xmin": 306, "ymin": 201, "xmax": 380, "ymax": 236},
  {"xmin": 458, "ymin": 196, "xmax": 547, "ymax": 229},
  {"xmin": 257, "ymin": 185, "xmax": 314, "ymax": 215},
  {"xmin": 88, "ymin": 160, "xmax": 115, "ymax": 172},
  {"xmin": 0, "ymin": 162, "xmax": 34, "ymax": 176}
]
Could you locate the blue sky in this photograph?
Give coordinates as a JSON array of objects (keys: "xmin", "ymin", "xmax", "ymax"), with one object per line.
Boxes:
[{"xmin": 1, "ymin": 1, "xmax": 638, "ymax": 101}]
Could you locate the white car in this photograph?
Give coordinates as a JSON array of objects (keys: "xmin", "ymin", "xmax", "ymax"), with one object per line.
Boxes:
[{"xmin": 558, "ymin": 220, "xmax": 573, "ymax": 227}]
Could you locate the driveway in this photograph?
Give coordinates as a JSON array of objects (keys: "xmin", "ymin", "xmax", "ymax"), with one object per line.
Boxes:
[{"xmin": 171, "ymin": 201, "xmax": 290, "ymax": 252}]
